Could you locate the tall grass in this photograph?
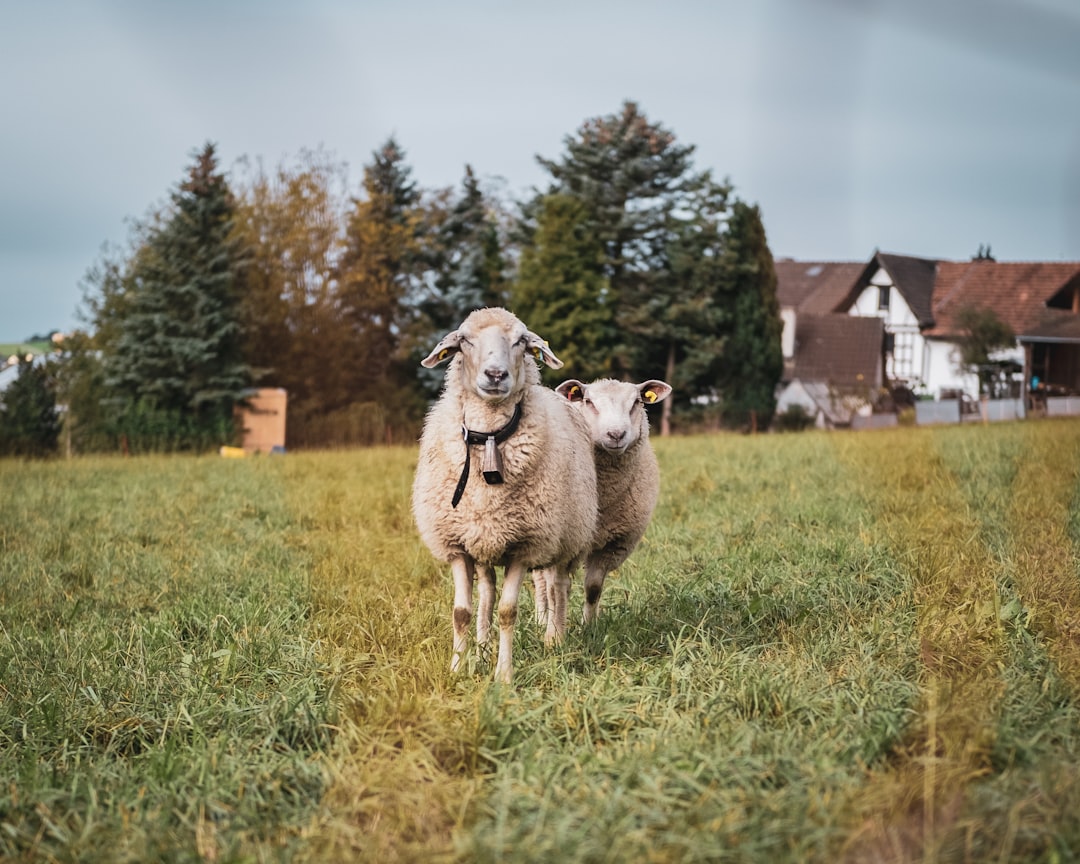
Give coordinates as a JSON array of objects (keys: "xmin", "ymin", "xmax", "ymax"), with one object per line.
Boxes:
[{"xmin": 2, "ymin": 420, "xmax": 1079, "ymax": 862}]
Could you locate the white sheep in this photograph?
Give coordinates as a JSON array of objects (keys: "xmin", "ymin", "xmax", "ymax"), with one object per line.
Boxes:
[
  {"xmin": 532, "ymin": 378, "xmax": 671, "ymax": 634},
  {"xmin": 411, "ymin": 307, "xmax": 598, "ymax": 684}
]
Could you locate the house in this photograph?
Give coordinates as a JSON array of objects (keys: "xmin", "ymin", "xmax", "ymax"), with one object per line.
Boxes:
[{"xmin": 775, "ymin": 252, "xmax": 1080, "ymax": 415}]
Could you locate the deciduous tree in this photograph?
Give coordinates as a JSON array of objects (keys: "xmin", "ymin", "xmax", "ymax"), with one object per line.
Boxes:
[{"xmin": 955, "ymin": 305, "xmax": 1016, "ymax": 396}]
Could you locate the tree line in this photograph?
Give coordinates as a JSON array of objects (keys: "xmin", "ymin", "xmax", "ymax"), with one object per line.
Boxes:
[{"xmin": 1, "ymin": 101, "xmax": 783, "ymax": 455}]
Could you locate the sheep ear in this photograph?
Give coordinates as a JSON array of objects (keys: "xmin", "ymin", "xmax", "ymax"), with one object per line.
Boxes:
[
  {"xmin": 556, "ymin": 379, "xmax": 587, "ymax": 402},
  {"xmin": 526, "ymin": 332, "xmax": 563, "ymax": 369},
  {"xmin": 639, "ymin": 380, "xmax": 672, "ymax": 404},
  {"xmin": 421, "ymin": 331, "xmax": 462, "ymax": 368}
]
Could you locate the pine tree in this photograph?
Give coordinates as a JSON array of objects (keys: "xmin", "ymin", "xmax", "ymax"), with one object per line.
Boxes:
[
  {"xmin": 430, "ymin": 165, "xmax": 507, "ymax": 326},
  {"xmin": 717, "ymin": 201, "xmax": 783, "ymax": 430},
  {"xmin": 616, "ymin": 177, "xmax": 732, "ymax": 433},
  {"xmin": 101, "ymin": 143, "xmax": 251, "ymax": 447},
  {"xmin": 537, "ymin": 100, "xmax": 698, "ymax": 296},
  {"xmin": 532, "ymin": 101, "xmax": 733, "ymax": 414},
  {"xmin": 337, "ymin": 138, "xmax": 424, "ymax": 412},
  {"xmin": 511, "ymin": 193, "xmax": 617, "ymax": 382},
  {"xmin": 0, "ymin": 357, "xmax": 61, "ymax": 457}
]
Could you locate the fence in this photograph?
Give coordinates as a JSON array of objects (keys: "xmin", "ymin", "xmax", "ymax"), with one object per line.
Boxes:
[{"xmin": 914, "ymin": 397, "xmax": 1027, "ymax": 426}]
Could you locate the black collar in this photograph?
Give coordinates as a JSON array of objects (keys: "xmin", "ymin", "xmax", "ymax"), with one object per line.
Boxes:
[{"xmin": 451, "ymin": 400, "xmax": 523, "ymax": 508}]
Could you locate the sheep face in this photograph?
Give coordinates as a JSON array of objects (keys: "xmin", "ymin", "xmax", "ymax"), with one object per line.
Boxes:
[
  {"xmin": 422, "ymin": 308, "xmax": 563, "ymax": 403},
  {"xmin": 557, "ymin": 378, "xmax": 672, "ymax": 454}
]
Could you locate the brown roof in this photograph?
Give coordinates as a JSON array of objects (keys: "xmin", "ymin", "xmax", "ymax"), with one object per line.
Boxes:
[
  {"xmin": 791, "ymin": 314, "xmax": 884, "ymax": 389},
  {"xmin": 926, "ymin": 261, "xmax": 1080, "ymax": 338},
  {"xmin": 774, "ymin": 261, "xmax": 864, "ymax": 314}
]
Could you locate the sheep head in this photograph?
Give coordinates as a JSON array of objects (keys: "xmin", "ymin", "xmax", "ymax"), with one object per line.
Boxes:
[
  {"xmin": 422, "ymin": 307, "xmax": 563, "ymax": 403},
  {"xmin": 557, "ymin": 378, "xmax": 672, "ymax": 453}
]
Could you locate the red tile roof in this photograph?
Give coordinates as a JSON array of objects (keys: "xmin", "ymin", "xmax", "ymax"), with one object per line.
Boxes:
[{"xmin": 927, "ymin": 261, "xmax": 1080, "ymax": 338}]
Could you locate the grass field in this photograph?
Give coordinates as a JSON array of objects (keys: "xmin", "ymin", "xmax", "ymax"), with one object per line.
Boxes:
[{"xmin": 2, "ymin": 419, "xmax": 1080, "ymax": 863}]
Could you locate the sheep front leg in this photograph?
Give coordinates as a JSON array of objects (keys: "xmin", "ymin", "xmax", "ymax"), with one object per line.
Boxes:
[
  {"xmin": 544, "ymin": 566, "xmax": 571, "ymax": 647},
  {"xmin": 476, "ymin": 564, "xmax": 496, "ymax": 646},
  {"xmin": 450, "ymin": 555, "xmax": 475, "ymax": 672},
  {"xmin": 494, "ymin": 560, "xmax": 527, "ymax": 684}
]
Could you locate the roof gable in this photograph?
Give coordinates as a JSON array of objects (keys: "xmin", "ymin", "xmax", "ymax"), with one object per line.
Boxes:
[{"xmin": 835, "ymin": 252, "xmax": 939, "ymax": 328}]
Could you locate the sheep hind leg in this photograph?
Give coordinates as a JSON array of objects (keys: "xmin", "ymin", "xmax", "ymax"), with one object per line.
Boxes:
[
  {"xmin": 544, "ymin": 566, "xmax": 571, "ymax": 648},
  {"xmin": 476, "ymin": 564, "xmax": 496, "ymax": 647},
  {"xmin": 450, "ymin": 556, "xmax": 475, "ymax": 672},
  {"xmin": 531, "ymin": 568, "xmax": 551, "ymax": 629},
  {"xmin": 494, "ymin": 560, "xmax": 527, "ymax": 685},
  {"xmin": 582, "ymin": 559, "xmax": 607, "ymax": 625}
]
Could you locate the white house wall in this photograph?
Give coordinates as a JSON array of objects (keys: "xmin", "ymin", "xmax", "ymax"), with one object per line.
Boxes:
[
  {"xmin": 924, "ymin": 338, "xmax": 978, "ymax": 396},
  {"xmin": 848, "ymin": 267, "xmax": 927, "ymax": 387}
]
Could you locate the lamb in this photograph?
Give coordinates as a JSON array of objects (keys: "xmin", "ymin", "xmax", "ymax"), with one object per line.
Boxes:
[
  {"xmin": 533, "ymin": 377, "xmax": 671, "ymax": 634},
  {"xmin": 411, "ymin": 308, "xmax": 598, "ymax": 684}
]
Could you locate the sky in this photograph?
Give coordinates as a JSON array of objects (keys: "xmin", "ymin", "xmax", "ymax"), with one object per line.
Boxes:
[{"xmin": 3, "ymin": 0, "xmax": 1079, "ymax": 341}]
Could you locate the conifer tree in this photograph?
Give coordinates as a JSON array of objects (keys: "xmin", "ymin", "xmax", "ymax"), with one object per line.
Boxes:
[
  {"xmin": 511, "ymin": 193, "xmax": 616, "ymax": 382},
  {"xmin": 716, "ymin": 200, "xmax": 783, "ymax": 430},
  {"xmin": 0, "ymin": 357, "xmax": 61, "ymax": 457},
  {"xmin": 337, "ymin": 138, "xmax": 424, "ymax": 411},
  {"xmin": 537, "ymin": 100, "xmax": 697, "ymax": 296},
  {"xmin": 530, "ymin": 101, "xmax": 734, "ymax": 415},
  {"xmin": 430, "ymin": 165, "xmax": 507, "ymax": 327},
  {"xmin": 101, "ymin": 143, "xmax": 250, "ymax": 446}
]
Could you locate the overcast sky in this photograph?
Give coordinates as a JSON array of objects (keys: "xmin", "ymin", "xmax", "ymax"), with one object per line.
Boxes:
[{"xmin": 3, "ymin": 0, "xmax": 1079, "ymax": 340}]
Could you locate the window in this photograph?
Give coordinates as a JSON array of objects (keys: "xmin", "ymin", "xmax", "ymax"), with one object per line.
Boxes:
[
  {"xmin": 891, "ymin": 331, "xmax": 915, "ymax": 379},
  {"xmin": 878, "ymin": 285, "xmax": 891, "ymax": 311}
]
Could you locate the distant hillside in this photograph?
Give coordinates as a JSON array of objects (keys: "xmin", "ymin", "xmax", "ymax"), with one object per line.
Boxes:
[{"xmin": 1, "ymin": 341, "xmax": 53, "ymax": 362}]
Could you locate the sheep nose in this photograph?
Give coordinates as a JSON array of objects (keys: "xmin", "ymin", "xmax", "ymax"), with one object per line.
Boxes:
[
  {"xmin": 484, "ymin": 367, "xmax": 508, "ymax": 384},
  {"xmin": 606, "ymin": 429, "xmax": 627, "ymax": 445}
]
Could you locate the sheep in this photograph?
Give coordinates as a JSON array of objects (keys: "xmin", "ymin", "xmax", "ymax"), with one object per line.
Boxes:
[
  {"xmin": 532, "ymin": 377, "xmax": 671, "ymax": 634},
  {"xmin": 411, "ymin": 307, "xmax": 598, "ymax": 684}
]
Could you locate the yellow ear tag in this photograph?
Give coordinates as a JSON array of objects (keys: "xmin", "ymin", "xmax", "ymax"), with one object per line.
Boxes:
[
  {"xmin": 644, "ymin": 390, "xmax": 657, "ymax": 403},
  {"xmin": 568, "ymin": 385, "xmax": 581, "ymax": 400},
  {"xmin": 438, "ymin": 349, "xmax": 449, "ymax": 361},
  {"xmin": 531, "ymin": 347, "xmax": 543, "ymax": 360}
]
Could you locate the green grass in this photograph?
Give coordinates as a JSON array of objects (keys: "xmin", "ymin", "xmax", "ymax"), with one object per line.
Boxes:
[{"xmin": 2, "ymin": 422, "xmax": 1080, "ymax": 862}]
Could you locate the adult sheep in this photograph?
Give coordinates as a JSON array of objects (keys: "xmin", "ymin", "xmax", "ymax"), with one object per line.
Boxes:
[
  {"xmin": 534, "ymin": 378, "xmax": 671, "ymax": 634},
  {"xmin": 412, "ymin": 307, "xmax": 598, "ymax": 684}
]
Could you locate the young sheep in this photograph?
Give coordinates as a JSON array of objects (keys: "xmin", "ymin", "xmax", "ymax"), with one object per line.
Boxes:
[
  {"xmin": 411, "ymin": 308, "xmax": 598, "ymax": 684},
  {"xmin": 533, "ymin": 378, "xmax": 671, "ymax": 634}
]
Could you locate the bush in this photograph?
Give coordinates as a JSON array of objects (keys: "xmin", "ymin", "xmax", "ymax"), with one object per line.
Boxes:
[{"xmin": 772, "ymin": 403, "xmax": 815, "ymax": 432}]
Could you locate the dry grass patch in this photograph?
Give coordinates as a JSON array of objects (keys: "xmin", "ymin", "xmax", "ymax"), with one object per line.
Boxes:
[
  {"xmin": 836, "ymin": 430, "xmax": 1007, "ymax": 863},
  {"xmin": 1006, "ymin": 421, "xmax": 1080, "ymax": 696}
]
